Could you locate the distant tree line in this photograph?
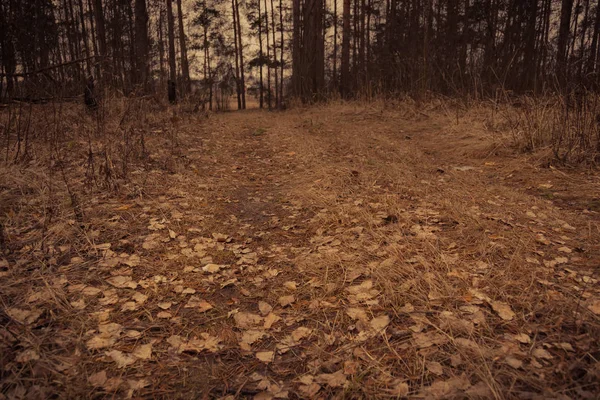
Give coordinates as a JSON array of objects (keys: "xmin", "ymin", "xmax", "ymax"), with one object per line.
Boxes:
[{"xmin": 1, "ymin": 0, "xmax": 599, "ymax": 105}]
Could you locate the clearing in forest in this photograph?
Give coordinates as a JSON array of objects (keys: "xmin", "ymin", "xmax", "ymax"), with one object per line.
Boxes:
[{"xmin": 1, "ymin": 102, "xmax": 599, "ymax": 399}]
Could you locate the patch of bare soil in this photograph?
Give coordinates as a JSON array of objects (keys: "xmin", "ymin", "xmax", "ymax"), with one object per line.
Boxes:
[{"xmin": 1, "ymin": 102, "xmax": 599, "ymax": 399}]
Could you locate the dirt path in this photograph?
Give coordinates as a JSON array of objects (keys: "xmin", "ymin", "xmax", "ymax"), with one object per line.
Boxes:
[{"xmin": 1, "ymin": 103, "xmax": 599, "ymax": 399}]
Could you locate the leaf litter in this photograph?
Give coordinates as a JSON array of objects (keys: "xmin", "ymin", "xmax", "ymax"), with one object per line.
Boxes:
[{"xmin": 1, "ymin": 103, "xmax": 598, "ymax": 398}]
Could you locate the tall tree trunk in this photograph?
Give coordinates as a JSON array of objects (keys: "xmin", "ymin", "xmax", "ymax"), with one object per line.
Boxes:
[
  {"xmin": 359, "ymin": 0, "xmax": 366, "ymax": 89},
  {"xmin": 333, "ymin": 0, "xmax": 338, "ymax": 89},
  {"xmin": 232, "ymin": 0, "xmax": 242, "ymax": 109},
  {"xmin": 265, "ymin": 0, "xmax": 271, "ymax": 109},
  {"xmin": 523, "ymin": 0, "xmax": 538, "ymax": 91},
  {"xmin": 556, "ymin": 0, "xmax": 574, "ymax": 88},
  {"xmin": 258, "ymin": 0, "xmax": 264, "ymax": 108},
  {"xmin": 340, "ymin": 0, "xmax": 351, "ymax": 97},
  {"xmin": 292, "ymin": 0, "xmax": 301, "ymax": 96},
  {"xmin": 166, "ymin": 0, "xmax": 177, "ymax": 102},
  {"xmin": 587, "ymin": 2, "xmax": 600, "ymax": 74},
  {"xmin": 176, "ymin": 0, "xmax": 190, "ymax": 94},
  {"xmin": 134, "ymin": 0, "xmax": 149, "ymax": 92},
  {"xmin": 92, "ymin": 0, "xmax": 106, "ymax": 79},
  {"xmin": 125, "ymin": 0, "xmax": 136, "ymax": 92},
  {"xmin": 235, "ymin": 0, "xmax": 246, "ymax": 108},
  {"xmin": 279, "ymin": 0, "xmax": 284, "ymax": 106},
  {"xmin": 158, "ymin": 7, "xmax": 166, "ymax": 87},
  {"xmin": 270, "ymin": 0, "xmax": 279, "ymax": 107},
  {"xmin": 77, "ymin": 0, "xmax": 91, "ymax": 74},
  {"xmin": 577, "ymin": 0, "xmax": 590, "ymax": 80}
]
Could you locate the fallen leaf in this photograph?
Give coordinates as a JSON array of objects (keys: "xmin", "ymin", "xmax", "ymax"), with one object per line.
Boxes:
[
  {"xmin": 258, "ymin": 301, "xmax": 273, "ymax": 316},
  {"xmin": 316, "ymin": 370, "xmax": 347, "ymax": 388},
  {"xmin": 587, "ymin": 300, "xmax": 600, "ymax": 315},
  {"xmin": 426, "ymin": 361, "xmax": 443, "ymax": 376},
  {"xmin": 346, "ymin": 307, "xmax": 368, "ymax": 322},
  {"xmin": 107, "ymin": 276, "xmax": 137, "ymax": 289},
  {"xmin": 491, "ymin": 301, "xmax": 515, "ymax": 321},
  {"xmin": 256, "ymin": 351, "xmax": 274, "ymax": 363},
  {"xmin": 234, "ymin": 312, "xmax": 263, "ymax": 329},
  {"xmin": 240, "ymin": 330, "xmax": 266, "ymax": 350},
  {"xmin": 291, "ymin": 327, "xmax": 312, "ymax": 342},
  {"xmin": 6, "ymin": 308, "xmax": 42, "ymax": 325},
  {"xmin": 369, "ymin": 315, "xmax": 390, "ymax": 332},
  {"xmin": 283, "ymin": 281, "xmax": 297, "ymax": 291},
  {"xmin": 105, "ymin": 350, "xmax": 136, "ymax": 368},
  {"xmin": 202, "ymin": 264, "xmax": 222, "ymax": 273},
  {"xmin": 263, "ymin": 313, "xmax": 281, "ymax": 329},
  {"xmin": 88, "ymin": 370, "xmax": 108, "ymax": 387},
  {"xmin": 278, "ymin": 295, "xmax": 295, "ymax": 307},
  {"xmin": 132, "ymin": 343, "xmax": 153, "ymax": 360},
  {"xmin": 532, "ymin": 348, "xmax": 553, "ymax": 360},
  {"xmin": 158, "ymin": 302, "xmax": 172, "ymax": 310},
  {"xmin": 185, "ymin": 296, "xmax": 213, "ymax": 312},
  {"xmin": 128, "ymin": 378, "xmax": 150, "ymax": 390},
  {"xmin": 15, "ymin": 349, "xmax": 40, "ymax": 363},
  {"xmin": 422, "ymin": 375, "xmax": 471, "ymax": 397},
  {"xmin": 504, "ymin": 356, "xmax": 523, "ymax": 369}
]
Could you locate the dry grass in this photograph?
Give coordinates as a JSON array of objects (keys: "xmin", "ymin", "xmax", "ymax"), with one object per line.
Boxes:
[{"xmin": 0, "ymin": 98, "xmax": 599, "ymax": 399}]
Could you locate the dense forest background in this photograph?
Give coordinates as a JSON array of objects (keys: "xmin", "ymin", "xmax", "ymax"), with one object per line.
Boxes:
[{"xmin": 1, "ymin": 0, "xmax": 600, "ymax": 107}]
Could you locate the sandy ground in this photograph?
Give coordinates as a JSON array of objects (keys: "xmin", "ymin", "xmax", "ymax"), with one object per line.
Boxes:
[{"xmin": 1, "ymin": 102, "xmax": 599, "ymax": 399}]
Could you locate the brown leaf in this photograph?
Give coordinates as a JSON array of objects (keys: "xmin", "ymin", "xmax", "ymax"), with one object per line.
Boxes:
[
  {"xmin": 369, "ymin": 315, "xmax": 390, "ymax": 332},
  {"xmin": 278, "ymin": 295, "xmax": 295, "ymax": 307},
  {"xmin": 263, "ymin": 313, "xmax": 281, "ymax": 329},
  {"xmin": 88, "ymin": 370, "xmax": 108, "ymax": 387},
  {"xmin": 491, "ymin": 301, "xmax": 515, "ymax": 321},
  {"xmin": 132, "ymin": 343, "xmax": 153, "ymax": 360},
  {"xmin": 316, "ymin": 370, "xmax": 347, "ymax": 388},
  {"xmin": 258, "ymin": 301, "xmax": 273, "ymax": 316},
  {"xmin": 426, "ymin": 361, "xmax": 443, "ymax": 376},
  {"xmin": 504, "ymin": 356, "xmax": 523, "ymax": 369},
  {"xmin": 106, "ymin": 276, "xmax": 137, "ymax": 289},
  {"xmin": 105, "ymin": 350, "xmax": 136, "ymax": 368},
  {"xmin": 346, "ymin": 307, "xmax": 368, "ymax": 322},
  {"xmin": 256, "ymin": 351, "xmax": 274, "ymax": 363},
  {"xmin": 234, "ymin": 312, "xmax": 263, "ymax": 329}
]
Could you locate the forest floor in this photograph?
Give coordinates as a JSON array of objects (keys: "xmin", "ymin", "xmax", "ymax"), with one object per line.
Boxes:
[{"xmin": 1, "ymin": 101, "xmax": 600, "ymax": 399}]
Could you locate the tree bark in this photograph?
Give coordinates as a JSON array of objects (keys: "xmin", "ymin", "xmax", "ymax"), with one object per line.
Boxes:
[
  {"xmin": 235, "ymin": 0, "xmax": 246, "ymax": 108},
  {"xmin": 232, "ymin": 0, "xmax": 242, "ymax": 109},
  {"xmin": 264, "ymin": 0, "xmax": 271, "ymax": 109},
  {"xmin": 166, "ymin": 0, "xmax": 177, "ymax": 102},
  {"xmin": 340, "ymin": 0, "xmax": 351, "ymax": 97},
  {"xmin": 176, "ymin": 0, "xmax": 190, "ymax": 94},
  {"xmin": 556, "ymin": 0, "xmax": 574, "ymax": 88},
  {"xmin": 92, "ymin": 0, "xmax": 107, "ymax": 79},
  {"xmin": 270, "ymin": 0, "xmax": 279, "ymax": 107},
  {"xmin": 258, "ymin": 0, "xmax": 264, "ymax": 108},
  {"xmin": 134, "ymin": 0, "xmax": 149, "ymax": 92}
]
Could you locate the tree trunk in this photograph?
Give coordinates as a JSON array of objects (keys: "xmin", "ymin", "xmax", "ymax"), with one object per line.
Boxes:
[
  {"xmin": 264, "ymin": 0, "xmax": 271, "ymax": 109},
  {"xmin": 341, "ymin": 0, "xmax": 351, "ymax": 97},
  {"xmin": 235, "ymin": 0, "xmax": 246, "ymax": 108},
  {"xmin": 92, "ymin": 0, "xmax": 107, "ymax": 79},
  {"xmin": 158, "ymin": 7, "xmax": 166, "ymax": 87},
  {"xmin": 333, "ymin": 0, "xmax": 338, "ymax": 89},
  {"xmin": 166, "ymin": 0, "xmax": 177, "ymax": 102},
  {"xmin": 292, "ymin": 0, "xmax": 301, "ymax": 96},
  {"xmin": 279, "ymin": 0, "xmax": 284, "ymax": 106},
  {"xmin": 134, "ymin": 0, "xmax": 149, "ymax": 92},
  {"xmin": 270, "ymin": 0, "xmax": 279, "ymax": 107},
  {"xmin": 258, "ymin": 0, "xmax": 264, "ymax": 108},
  {"xmin": 232, "ymin": 0, "xmax": 242, "ymax": 109},
  {"xmin": 176, "ymin": 0, "xmax": 190, "ymax": 94},
  {"xmin": 587, "ymin": 1, "xmax": 600, "ymax": 74},
  {"xmin": 77, "ymin": 0, "xmax": 92, "ymax": 74},
  {"xmin": 556, "ymin": 0, "xmax": 574, "ymax": 88}
]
